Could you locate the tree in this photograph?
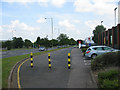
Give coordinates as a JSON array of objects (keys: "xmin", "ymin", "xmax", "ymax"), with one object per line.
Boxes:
[
  {"xmin": 70, "ymin": 38, "xmax": 76, "ymax": 45},
  {"xmin": 13, "ymin": 37, "xmax": 24, "ymax": 48},
  {"xmin": 24, "ymin": 39, "xmax": 32, "ymax": 48},
  {"xmin": 57, "ymin": 34, "xmax": 69, "ymax": 45},
  {"xmin": 93, "ymin": 25, "xmax": 106, "ymax": 43},
  {"xmin": 43, "ymin": 37, "xmax": 50, "ymax": 48},
  {"xmin": 50, "ymin": 39, "xmax": 58, "ymax": 46},
  {"xmin": 2, "ymin": 41, "xmax": 6, "ymax": 48},
  {"xmin": 36, "ymin": 36, "xmax": 41, "ymax": 47},
  {"xmin": 5, "ymin": 40, "xmax": 12, "ymax": 50}
]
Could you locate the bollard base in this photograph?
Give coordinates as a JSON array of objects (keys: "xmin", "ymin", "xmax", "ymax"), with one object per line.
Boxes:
[
  {"xmin": 31, "ymin": 66, "xmax": 33, "ymax": 68},
  {"xmin": 68, "ymin": 67, "xmax": 70, "ymax": 69}
]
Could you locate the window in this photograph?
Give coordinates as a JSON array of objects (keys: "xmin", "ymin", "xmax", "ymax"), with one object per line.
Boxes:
[
  {"xmin": 103, "ymin": 47, "xmax": 112, "ymax": 50},
  {"xmin": 87, "ymin": 48, "xmax": 91, "ymax": 51},
  {"xmin": 96, "ymin": 47, "xmax": 102, "ymax": 50},
  {"xmin": 93, "ymin": 48, "xmax": 97, "ymax": 50}
]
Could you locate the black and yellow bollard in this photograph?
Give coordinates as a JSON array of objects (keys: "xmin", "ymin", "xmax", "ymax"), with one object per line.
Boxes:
[
  {"xmin": 68, "ymin": 53, "xmax": 71, "ymax": 69},
  {"xmin": 30, "ymin": 52, "xmax": 33, "ymax": 68},
  {"xmin": 48, "ymin": 53, "xmax": 51, "ymax": 68}
]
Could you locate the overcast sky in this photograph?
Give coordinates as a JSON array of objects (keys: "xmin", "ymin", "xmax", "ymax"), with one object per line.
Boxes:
[{"xmin": 0, "ymin": 0, "xmax": 119, "ymax": 42}]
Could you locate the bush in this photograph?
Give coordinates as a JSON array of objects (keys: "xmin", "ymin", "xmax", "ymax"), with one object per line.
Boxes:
[
  {"xmin": 91, "ymin": 51, "xmax": 120, "ymax": 71},
  {"xmin": 81, "ymin": 47, "xmax": 88, "ymax": 52},
  {"xmin": 98, "ymin": 69, "xmax": 119, "ymax": 88},
  {"xmin": 101, "ymin": 79, "xmax": 119, "ymax": 88}
]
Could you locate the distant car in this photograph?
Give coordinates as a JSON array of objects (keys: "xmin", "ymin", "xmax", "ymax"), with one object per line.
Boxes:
[
  {"xmin": 85, "ymin": 46, "xmax": 119, "ymax": 59},
  {"xmin": 39, "ymin": 47, "xmax": 46, "ymax": 51},
  {"xmin": 57, "ymin": 46, "xmax": 61, "ymax": 48},
  {"xmin": 73, "ymin": 45, "xmax": 78, "ymax": 48},
  {"xmin": 62, "ymin": 45, "xmax": 66, "ymax": 48}
]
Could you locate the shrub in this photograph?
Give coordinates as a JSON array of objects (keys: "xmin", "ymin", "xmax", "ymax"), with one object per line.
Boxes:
[
  {"xmin": 91, "ymin": 51, "xmax": 120, "ymax": 71},
  {"xmin": 101, "ymin": 79, "xmax": 119, "ymax": 88},
  {"xmin": 98, "ymin": 69, "xmax": 119, "ymax": 88},
  {"xmin": 81, "ymin": 48, "xmax": 88, "ymax": 52}
]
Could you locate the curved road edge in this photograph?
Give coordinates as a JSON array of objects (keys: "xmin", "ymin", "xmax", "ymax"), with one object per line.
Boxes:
[{"xmin": 8, "ymin": 57, "xmax": 29, "ymax": 88}]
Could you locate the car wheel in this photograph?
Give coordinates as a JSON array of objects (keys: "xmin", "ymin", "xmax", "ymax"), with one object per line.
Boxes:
[{"xmin": 91, "ymin": 54, "xmax": 97, "ymax": 59}]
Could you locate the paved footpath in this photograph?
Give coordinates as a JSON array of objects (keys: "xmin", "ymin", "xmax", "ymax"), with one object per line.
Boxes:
[
  {"xmin": 12, "ymin": 48, "xmax": 97, "ymax": 88},
  {"xmin": 67, "ymin": 48, "xmax": 97, "ymax": 88}
]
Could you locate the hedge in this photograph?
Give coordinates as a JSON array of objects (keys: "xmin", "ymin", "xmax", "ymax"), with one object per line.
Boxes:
[
  {"xmin": 91, "ymin": 51, "xmax": 120, "ymax": 71},
  {"xmin": 98, "ymin": 69, "xmax": 120, "ymax": 88}
]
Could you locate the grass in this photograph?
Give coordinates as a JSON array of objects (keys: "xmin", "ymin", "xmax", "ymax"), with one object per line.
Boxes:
[
  {"xmin": 1, "ymin": 48, "xmax": 36, "ymax": 52},
  {"xmin": 2, "ymin": 47, "xmax": 70, "ymax": 88},
  {"xmin": 98, "ymin": 68, "xmax": 119, "ymax": 88}
]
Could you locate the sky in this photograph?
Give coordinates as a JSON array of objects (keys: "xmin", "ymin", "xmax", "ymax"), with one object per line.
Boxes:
[{"xmin": 0, "ymin": 0, "xmax": 119, "ymax": 42}]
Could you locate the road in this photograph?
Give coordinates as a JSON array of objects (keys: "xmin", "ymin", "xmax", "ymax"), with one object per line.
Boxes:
[
  {"xmin": 12, "ymin": 48, "xmax": 97, "ymax": 88},
  {"xmin": 1, "ymin": 47, "xmax": 57, "ymax": 58}
]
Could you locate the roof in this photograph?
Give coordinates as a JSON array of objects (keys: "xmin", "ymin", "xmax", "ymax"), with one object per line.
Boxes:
[{"xmin": 89, "ymin": 45, "xmax": 110, "ymax": 48}]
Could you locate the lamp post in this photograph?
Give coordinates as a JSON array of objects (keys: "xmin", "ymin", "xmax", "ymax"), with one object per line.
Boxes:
[
  {"xmin": 12, "ymin": 29, "xmax": 16, "ymax": 40},
  {"xmin": 114, "ymin": 7, "xmax": 117, "ymax": 26},
  {"xmin": 101, "ymin": 21, "xmax": 103, "ymax": 25},
  {"xmin": 45, "ymin": 18, "xmax": 53, "ymax": 49}
]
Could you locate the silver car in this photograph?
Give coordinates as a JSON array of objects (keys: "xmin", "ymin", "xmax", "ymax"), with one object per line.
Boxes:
[
  {"xmin": 39, "ymin": 47, "xmax": 46, "ymax": 51},
  {"xmin": 85, "ymin": 46, "xmax": 119, "ymax": 59}
]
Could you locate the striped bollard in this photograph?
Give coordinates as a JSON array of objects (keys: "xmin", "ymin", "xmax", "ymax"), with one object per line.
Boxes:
[
  {"xmin": 30, "ymin": 52, "xmax": 33, "ymax": 68},
  {"xmin": 48, "ymin": 53, "xmax": 51, "ymax": 68},
  {"xmin": 68, "ymin": 53, "xmax": 71, "ymax": 69}
]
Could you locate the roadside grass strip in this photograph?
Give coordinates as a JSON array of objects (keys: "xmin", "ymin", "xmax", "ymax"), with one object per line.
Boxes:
[
  {"xmin": 2, "ymin": 47, "xmax": 70, "ymax": 88},
  {"xmin": 2, "ymin": 48, "xmax": 36, "ymax": 52}
]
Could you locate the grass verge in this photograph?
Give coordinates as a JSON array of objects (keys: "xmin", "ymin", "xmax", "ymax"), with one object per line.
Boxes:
[
  {"xmin": 2, "ymin": 47, "xmax": 70, "ymax": 88},
  {"xmin": 1, "ymin": 48, "xmax": 36, "ymax": 52}
]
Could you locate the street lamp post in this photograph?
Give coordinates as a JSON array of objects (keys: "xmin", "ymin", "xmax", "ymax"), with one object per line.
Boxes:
[
  {"xmin": 114, "ymin": 7, "xmax": 117, "ymax": 26},
  {"xmin": 12, "ymin": 29, "xmax": 16, "ymax": 40},
  {"xmin": 45, "ymin": 18, "xmax": 54, "ymax": 49},
  {"xmin": 101, "ymin": 21, "xmax": 103, "ymax": 25}
]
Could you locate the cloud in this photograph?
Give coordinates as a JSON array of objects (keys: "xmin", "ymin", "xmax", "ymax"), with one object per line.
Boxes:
[
  {"xmin": 36, "ymin": 18, "xmax": 46, "ymax": 23},
  {"xmin": 2, "ymin": 0, "xmax": 48, "ymax": 3},
  {"xmin": 74, "ymin": 0, "xmax": 117, "ymax": 15},
  {"xmin": 74, "ymin": 0, "xmax": 93, "ymax": 12},
  {"xmin": 73, "ymin": 20, "xmax": 80, "ymax": 23},
  {"xmin": 2, "ymin": 0, "xmax": 67, "ymax": 8},
  {"xmin": 51, "ymin": 0, "xmax": 67, "ymax": 8},
  {"xmin": 85, "ymin": 20, "xmax": 100, "ymax": 30},
  {"xmin": 58, "ymin": 20, "xmax": 75, "ymax": 30},
  {"xmin": 2, "ymin": 20, "xmax": 40, "ymax": 31},
  {"xmin": 0, "ymin": 26, "xmax": 2, "ymax": 32}
]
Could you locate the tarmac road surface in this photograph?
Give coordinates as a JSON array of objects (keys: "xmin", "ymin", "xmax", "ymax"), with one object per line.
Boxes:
[
  {"xmin": 12, "ymin": 47, "xmax": 97, "ymax": 88},
  {"xmin": 1, "ymin": 47, "xmax": 57, "ymax": 58}
]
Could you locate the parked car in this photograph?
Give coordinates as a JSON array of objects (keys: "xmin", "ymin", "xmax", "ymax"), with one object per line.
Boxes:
[
  {"xmin": 85, "ymin": 46, "xmax": 119, "ymax": 59},
  {"xmin": 39, "ymin": 47, "xmax": 46, "ymax": 51},
  {"xmin": 57, "ymin": 46, "xmax": 61, "ymax": 48}
]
